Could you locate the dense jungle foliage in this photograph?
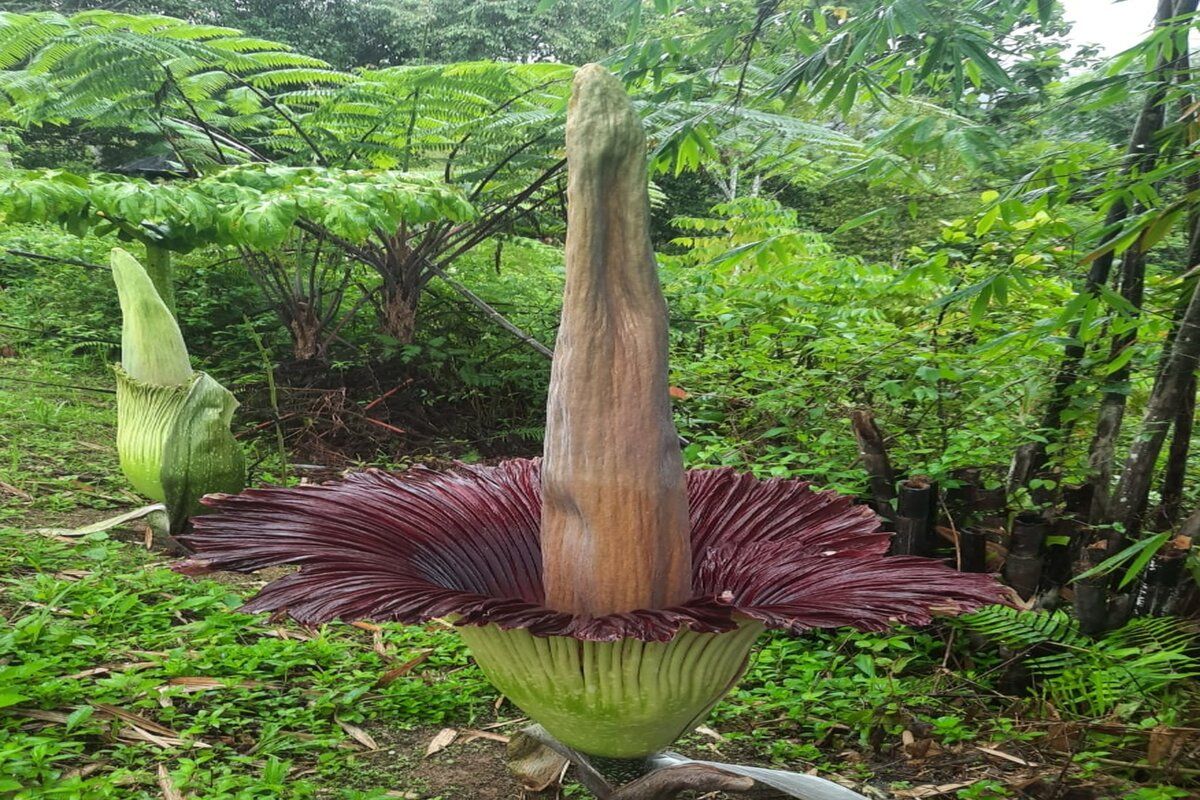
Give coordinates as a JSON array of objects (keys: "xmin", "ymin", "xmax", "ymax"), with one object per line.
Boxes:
[{"xmin": 1, "ymin": 1, "xmax": 1200, "ymax": 798}]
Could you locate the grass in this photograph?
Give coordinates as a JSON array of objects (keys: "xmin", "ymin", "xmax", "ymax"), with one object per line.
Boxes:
[
  {"xmin": 2, "ymin": 345, "xmax": 1198, "ymax": 799},
  {"xmin": 0, "ymin": 526, "xmax": 494, "ymax": 799},
  {"xmin": 0, "ymin": 354, "xmax": 126, "ymax": 525}
]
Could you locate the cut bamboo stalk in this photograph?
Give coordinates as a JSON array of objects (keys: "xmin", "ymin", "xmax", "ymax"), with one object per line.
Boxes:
[
  {"xmin": 1074, "ymin": 539, "xmax": 1112, "ymax": 636},
  {"xmin": 1061, "ymin": 484, "xmax": 1094, "ymax": 518},
  {"xmin": 1132, "ymin": 536, "xmax": 1192, "ymax": 617},
  {"xmin": 892, "ymin": 477, "xmax": 933, "ymax": 556},
  {"xmin": 1042, "ymin": 518, "xmax": 1077, "ymax": 593},
  {"xmin": 957, "ymin": 527, "xmax": 989, "ymax": 573},
  {"xmin": 1004, "ymin": 512, "xmax": 1048, "ymax": 600},
  {"xmin": 973, "ymin": 486, "xmax": 1008, "ymax": 533}
]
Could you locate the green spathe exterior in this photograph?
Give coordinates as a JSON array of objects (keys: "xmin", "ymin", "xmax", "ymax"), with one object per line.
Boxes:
[
  {"xmin": 111, "ymin": 247, "xmax": 191, "ymax": 386},
  {"xmin": 110, "ymin": 248, "xmax": 245, "ymax": 532},
  {"xmin": 460, "ymin": 619, "xmax": 764, "ymax": 758}
]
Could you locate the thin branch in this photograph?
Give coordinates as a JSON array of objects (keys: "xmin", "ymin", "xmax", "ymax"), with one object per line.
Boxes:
[
  {"xmin": 160, "ymin": 65, "xmax": 228, "ymax": 166},
  {"xmin": 423, "ymin": 258, "xmax": 553, "ymax": 359},
  {"xmin": 4, "ymin": 249, "xmax": 105, "ymax": 271}
]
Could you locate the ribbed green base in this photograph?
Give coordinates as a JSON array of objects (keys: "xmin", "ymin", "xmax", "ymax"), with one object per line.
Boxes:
[
  {"xmin": 114, "ymin": 365, "xmax": 245, "ymax": 532},
  {"xmin": 460, "ymin": 620, "xmax": 762, "ymax": 758},
  {"xmin": 115, "ymin": 367, "xmax": 191, "ymax": 502}
]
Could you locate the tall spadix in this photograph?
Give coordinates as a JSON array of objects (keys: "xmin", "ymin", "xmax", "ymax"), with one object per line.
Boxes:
[{"xmin": 540, "ymin": 64, "xmax": 692, "ymax": 615}]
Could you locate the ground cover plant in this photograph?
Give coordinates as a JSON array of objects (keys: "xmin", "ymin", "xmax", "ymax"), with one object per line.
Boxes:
[{"xmin": 2, "ymin": 0, "xmax": 1200, "ymax": 797}]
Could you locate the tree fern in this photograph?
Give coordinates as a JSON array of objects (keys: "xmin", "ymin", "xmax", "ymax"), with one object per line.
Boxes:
[
  {"xmin": 0, "ymin": 10, "xmax": 354, "ymax": 155},
  {"xmin": 959, "ymin": 606, "xmax": 1199, "ymax": 716}
]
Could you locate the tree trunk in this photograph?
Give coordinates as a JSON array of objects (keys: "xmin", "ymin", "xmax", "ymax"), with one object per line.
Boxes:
[
  {"xmin": 1181, "ymin": 507, "xmax": 1200, "ymax": 538},
  {"xmin": 379, "ymin": 280, "xmax": 421, "ymax": 345},
  {"xmin": 287, "ymin": 301, "xmax": 325, "ymax": 362},
  {"xmin": 1150, "ymin": 22, "xmax": 1200, "ymax": 531},
  {"xmin": 1011, "ymin": 0, "xmax": 1183, "ymax": 489},
  {"xmin": 850, "ymin": 409, "xmax": 897, "ymax": 523},
  {"xmin": 1087, "ymin": 245, "xmax": 1148, "ymax": 522},
  {"xmin": 1154, "ymin": 373, "xmax": 1195, "ymax": 528},
  {"xmin": 540, "ymin": 65, "xmax": 692, "ymax": 615},
  {"xmin": 1108, "ymin": 273, "xmax": 1200, "ymax": 538}
]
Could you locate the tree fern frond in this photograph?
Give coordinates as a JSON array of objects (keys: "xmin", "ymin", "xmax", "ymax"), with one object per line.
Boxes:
[{"xmin": 959, "ymin": 606, "xmax": 1199, "ymax": 715}]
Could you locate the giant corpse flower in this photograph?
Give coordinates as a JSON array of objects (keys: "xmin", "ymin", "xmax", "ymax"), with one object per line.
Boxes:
[{"xmin": 179, "ymin": 65, "xmax": 1000, "ymax": 763}]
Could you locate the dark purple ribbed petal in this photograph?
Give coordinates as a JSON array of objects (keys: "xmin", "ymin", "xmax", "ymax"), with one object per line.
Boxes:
[
  {"xmin": 686, "ymin": 468, "xmax": 888, "ymax": 558},
  {"xmin": 178, "ymin": 458, "xmax": 1002, "ymax": 641}
]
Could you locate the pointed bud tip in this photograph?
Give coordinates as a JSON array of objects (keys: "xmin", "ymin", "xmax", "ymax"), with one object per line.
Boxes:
[{"xmin": 110, "ymin": 247, "xmax": 192, "ymax": 386}]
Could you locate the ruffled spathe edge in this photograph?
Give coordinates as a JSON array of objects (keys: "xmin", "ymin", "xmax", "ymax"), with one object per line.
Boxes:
[{"xmin": 178, "ymin": 459, "xmax": 1003, "ymax": 642}]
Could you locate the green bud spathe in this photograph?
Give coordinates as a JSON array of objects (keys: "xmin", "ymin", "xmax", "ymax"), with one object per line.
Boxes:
[
  {"xmin": 111, "ymin": 248, "xmax": 245, "ymax": 532},
  {"xmin": 111, "ymin": 247, "xmax": 192, "ymax": 386}
]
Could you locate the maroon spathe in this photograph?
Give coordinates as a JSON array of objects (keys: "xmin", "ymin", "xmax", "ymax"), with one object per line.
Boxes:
[{"xmin": 178, "ymin": 459, "xmax": 1002, "ymax": 642}]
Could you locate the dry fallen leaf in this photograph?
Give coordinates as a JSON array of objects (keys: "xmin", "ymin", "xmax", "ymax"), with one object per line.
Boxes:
[
  {"xmin": 424, "ymin": 727, "xmax": 458, "ymax": 756},
  {"xmin": 694, "ymin": 725, "xmax": 723, "ymax": 741},
  {"xmin": 59, "ymin": 761, "xmax": 106, "ymax": 782},
  {"xmin": 66, "ymin": 667, "xmax": 111, "ymax": 680},
  {"xmin": 262, "ymin": 628, "xmax": 315, "ymax": 641},
  {"xmin": 480, "ymin": 717, "xmax": 526, "ymax": 731},
  {"xmin": 93, "ymin": 704, "xmax": 181, "ymax": 738},
  {"xmin": 459, "ymin": 729, "xmax": 510, "ymax": 745},
  {"xmin": 372, "ymin": 629, "xmax": 393, "ymax": 662},
  {"xmin": 893, "ymin": 781, "xmax": 977, "ymax": 798},
  {"xmin": 1147, "ymin": 724, "xmax": 1188, "ymax": 766},
  {"xmin": 53, "ymin": 569, "xmax": 92, "ymax": 581},
  {"xmin": 506, "ymin": 729, "xmax": 569, "ymax": 792},
  {"xmin": 901, "ymin": 729, "xmax": 936, "ymax": 760},
  {"xmin": 976, "ymin": 745, "xmax": 1036, "ymax": 767},
  {"xmin": 163, "ymin": 677, "xmax": 273, "ymax": 693},
  {"xmin": 375, "ymin": 650, "xmax": 433, "ymax": 687},
  {"xmin": 122, "ymin": 724, "xmax": 181, "ymax": 749},
  {"xmin": 0, "ymin": 480, "xmax": 33, "ymax": 500},
  {"xmin": 336, "ymin": 718, "xmax": 380, "ymax": 751},
  {"xmin": 157, "ymin": 764, "xmax": 184, "ymax": 800}
]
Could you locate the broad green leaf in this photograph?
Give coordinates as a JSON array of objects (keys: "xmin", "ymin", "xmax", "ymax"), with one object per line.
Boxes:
[{"xmin": 0, "ymin": 692, "xmax": 28, "ymax": 709}]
